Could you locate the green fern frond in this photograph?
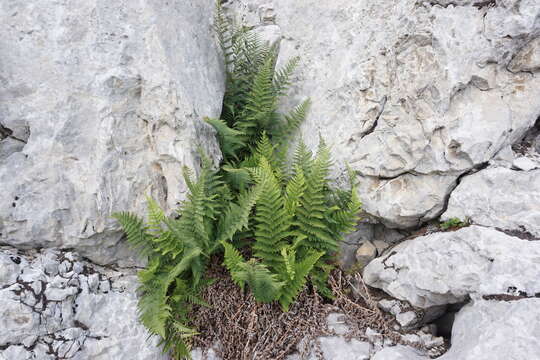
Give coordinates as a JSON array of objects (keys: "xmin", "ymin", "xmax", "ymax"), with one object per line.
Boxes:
[
  {"xmin": 222, "ymin": 163, "xmax": 253, "ymax": 191},
  {"xmin": 240, "ymin": 260, "xmax": 283, "ymax": 303},
  {"xmin": 273, "ymin": 56, "xmax": 300, "ymax": 96},
  {"xmin": 112, "ymin": 212, "xmax": 152, "ymax": 256},
  {"xmin": 253, "ymin": 157, "xmax": 292, "ymax": 270},
  {"xmin": 278, "ymin": 250, "xmax": 323, "ymax": 311},
  {"xmin": 222, "ymin": 240, "xmax": 248, "ymax": 291},
  {"xmin": 205, "ymin": 117, "xmax": 246, "ymax": 160},
  {"xmin": 284, "ymin": 165, "xmax": 306, "ymax": 217},
  {"xmin": 216, "ymin": 184, "xmax": 261, "ymax": 244}
]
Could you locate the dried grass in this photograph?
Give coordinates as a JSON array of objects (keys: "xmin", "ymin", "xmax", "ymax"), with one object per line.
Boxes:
[{"xmin": 189, "ymin": 257, "xmax": 434, "ymax": 360}]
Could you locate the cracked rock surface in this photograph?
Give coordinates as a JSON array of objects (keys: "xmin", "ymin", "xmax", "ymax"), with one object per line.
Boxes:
[
  {"xmin": 0, "ymin": 0, "xmax": 224, "ymax": 264},
  {"xmin": 438, "ymin": 298, "xmax": 540, "ymax": 360},
  {"xmin": 0, "ymin": 247, "xmax": 165, "ymax": 360},
  {"xmin": 363, "ymin": 225, "xmax": 540, "ymax": 308},
  {"xmin": 227, "ymin": 0, "xmax": 540, "ymax": 228},
  {"xmin": 443, "ymin": 167, "xmax": 540, "ymax": 239}
]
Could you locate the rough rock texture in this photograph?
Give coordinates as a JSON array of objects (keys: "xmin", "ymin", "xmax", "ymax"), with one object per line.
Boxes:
[
  {"xmin": 439, "ymin": 298, "xmax": 540, "ymax": 360},
  {"xmin": 371, "ymin": 345, "xmax": 429, "ymax": 360},
  {"xmin": 443, "ymin": 167, "xmax": 540, "ymax": 238},
  {"xmin": 0, "ymin": 0, "xmax": 224, "ymax": 264},
  {"xmin": 363, "ymin": 226, "xmax": 540, "ymax": 308},
  {"xmin": 0, "ymin": 247, "xmax": 164, "ymax": 360},
  {"xmin": 228, "ymin": 0, "xmax": 540, "ymax": 228}
]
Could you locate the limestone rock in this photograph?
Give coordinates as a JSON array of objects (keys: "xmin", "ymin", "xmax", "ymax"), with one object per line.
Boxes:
[
  {"xmin": 363, "ymin": 226, "xmax": 540, "ymax": 308},
  {"xmin": 371, "ymin": 345, "xmax": 429, "ymax": 360},
  {"xmin": 0, "ymin": 247, "xmax": 165, "ymax": 360},
  {"xmin": 0, "ymin": 0, "xmax": 224, "ymax": 264},
  {"xmin": 439, "ymin": 298, "xmax": 540, "ymax": 360},
  {"xmin": 228, "ymin": 0, "xmax": 540, "ymax": 228},
  {"xmin": 286, "ymin": 337, "xmax": 372, "ymax": 360},
  {"xmin": 355, "ymin": 241, "xmax": 378, "ymax": 269},
  {"xmin": 442, "ymin": 167, "xmax": 540, "ymax": 238}
]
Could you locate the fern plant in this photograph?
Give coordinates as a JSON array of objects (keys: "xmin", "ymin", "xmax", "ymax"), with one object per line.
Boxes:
[
  {"xmin": 221, "ymin": 136, "xmax": 361, "ymax": 311},
  {"xmin": 113, "ymin": 156, "xmax": 260, "ymax": 358},
  {"xmin": 113, "ymin": 2, "xmax": 362, "ymax": 358},
  {"xmin": 208, "ymin": 2, "xmax": 311, "ymax": 169}
]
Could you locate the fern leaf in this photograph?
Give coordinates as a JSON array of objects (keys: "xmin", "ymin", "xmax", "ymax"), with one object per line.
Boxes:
[
  {"xmin": 253, "ymin": 157, "xmax": 292, "ymax": 270},
  {"xmin": 278, "ymin": 250, "xmax": 324, "ymax": 311},
  {"xmin": 205, "ymin": 117, "xmax": 246, "ymax": 160},
  {"xmin": 112, "ymin": 212, "xmax": 153, "ymax": 256},
  {"xmin": 273, "ymin": 56, "xmax": 300, "ymax": 96}
]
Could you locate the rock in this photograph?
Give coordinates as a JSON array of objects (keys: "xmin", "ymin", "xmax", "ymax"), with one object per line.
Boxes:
[
  {"xmin": 326, "ymin": 313, "xmax": 349, "ymax": 335},
  {"xmin": 508, "ymin": 37, "xmax": 540, "ymax": 73},
  {"xmin": 355, "ymin": 241, "xmax": 378, "ymax": 269},
  {"xmin": 443, "ymin": 167, "xmax": 540, "ymax": 238},
  {"xmin": 339, "ymin": 225, "xmax": 375, "ymax": 270},
  {"xmin": 0, "ymin": 0, "xmax": 224, "ymax": 264},
  {"xmin": 363, "ymin": 226, "xmax": 540, "ymax": 308},
  {"xmin": 227, "ymin": 0, "xmax": 540, "ymax": 228},
  {"xmin": 304, "ymin": 337, "xmax": 372, "ymax": 360},
  {"xmin": 339, "ymin": 224, "xmax": 404, "ymax": 270},
  {"xmin": 439, "ymin": 298, "xmax": 540, "ymax": 360},
  {"xmin": 371, "ymin": 345, "xmax": 429, "ymax": 360},
  {"xmin": 0, "ymin": 247, "xmax": 165, "ymax": 360},
  {"xmin": 373, "ymin": 240, "xmax": 390, "ymax": 254},
  {"xmin": 396, "ymin": 311, "xmax": 418, "ymax": 327},
  {"xmin": 512, "ymin": 156, "xmax": 539, "ymax": 171},
  {"xmin": 378, "ymin": 299, "xmax": 402, "ymax": 315}
]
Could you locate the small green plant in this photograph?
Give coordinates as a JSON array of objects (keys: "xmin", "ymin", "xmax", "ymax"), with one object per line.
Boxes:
[
  {"xmin": 440, "ymin": 217, "xmax": 467, "ymax": 230},
  {"xmin": 113, "ymin": 2, "xmax": 361, "ymax": 358},
  {"xmin": 221, "ymin": 136, "xmax": 361, "ymax": 310}
]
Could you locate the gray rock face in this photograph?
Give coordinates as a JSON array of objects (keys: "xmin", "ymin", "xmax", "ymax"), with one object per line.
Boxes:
[
  {"xmin": 439, "ymin": 298, "xmax": 540, "ymax": 360},
  {"xmin": 0, "ymin": 247, "xmax": 165, "ymax": 360},
  {"xmin": 0, "ymin": 0, "xmax": 224, "ymax": 264},
  {"xmin": 363, "ymin": 226, "xmax": 540, "ymax": 308},
  {"xmin": 371, "ymin": 345, "xmax": 429, "ymax": 360},
  {"xmin": 443, "ymin": 167, "xmax": 540, "ymax": 238},
  {"xmin": 228, "ymin": 0, "xmax": 540, "ymax": 228}
]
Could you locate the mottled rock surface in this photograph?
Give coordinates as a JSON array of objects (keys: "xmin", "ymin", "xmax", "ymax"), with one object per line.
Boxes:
[
  {"xmin": 364, "ymin": 226, "xmax": 540, "ymax": 308},
  {"xmin": 0, "ymin": 247, "xmax": 164, "ymax": 360},
  {"xmin": 228, "ymin": 0, "xmax": 540, "ymax": 228},
  {"xmin": 0, "ymin": 0, "xmax": 224, "ymax": 264},
  {"xmin": 439, "ymin": 298, "xmax": 540, "ymax": 360},
  {"xmin": 443, "ymin": 167, "xmax": 540, "ymax": 238}
]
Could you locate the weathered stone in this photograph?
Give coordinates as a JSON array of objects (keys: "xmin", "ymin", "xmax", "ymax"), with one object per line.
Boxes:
[
  {"xmin": 309, "ymin": 337, "xmax": 372, "ymax": 360},
  {"xmin": 508, "ymin": 37, "xmax": 540, "ymax": 73},
  {"xmin": 396, "ymin": 311, "xmax": 418, "ymax": 328},
  {"xmin": 364, "ymin": 226, "xmax": 540, "ymax": 308},
  {"xmin": 0, "ymin": 0, "xmax": 224, "ymax": 264},
  {"xmin": 0, "ymin": 247, "xmax": 165, "ymax": 360},
  {"xmin": 443, "ymin": 167, "xmax": 540, "ymax": 238},
  {"xmin": 512, "ymin": 156, "xmax": 538, "ymax": 170},
  {"xmin": 227, "ymin": 0, "xmax": 540, "ymax": 228},
  {"xmin": 439, "ymin": 298, "xmax": 540, "ymax": 360},
  {"xmin": 371, "ymin": 345, "xmax": 429, "ymax": 360},
  {"xmin": 355, "ymin": 241, "xmax": 378, "ymax": 269}
]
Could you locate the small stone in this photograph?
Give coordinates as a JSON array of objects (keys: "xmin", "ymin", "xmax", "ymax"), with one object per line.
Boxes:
[
  {"xmin": 396, "ymin": 311, "xmax": 418, "ymax": 327},
  {"xmin": 378, "ymin": 299, "xmax": 401, "ymax": 316},
  {"xmin": 355, "ymin": 241, "xmax": 377, "ymax": 269},
  {"xmin": 512, "ymin": 156, "xmax": 538, "ymax": 171},
  {"xmin": 326, "ymin": 312, "xmax": 349, "ymax": 335},
  {"xmin": 373, "ymin": 240, "xmax": 390, "ymax": 255},
  {"xmin": 44, "ymin": 286, "xmax": 78, "ymax": 302}
]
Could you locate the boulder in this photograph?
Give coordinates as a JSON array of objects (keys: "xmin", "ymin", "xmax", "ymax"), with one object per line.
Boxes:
[
  {"xmin": 439, "ymin": 298, "xmax": 540, "ymax": 360},
  {"xmin": 0, "ymin": 0, "xmax": 224, "ymax": 264},
  {"xmin": 363, "ymin": 226, "xmax": 540, "ymax": 308},
  {"xmin": 227, "ymin": 0, "xmax": 540, "ymax": 228},
  {"xmin": 442, "ymin": 167, "xmax": 540, "ymax": 239}
]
